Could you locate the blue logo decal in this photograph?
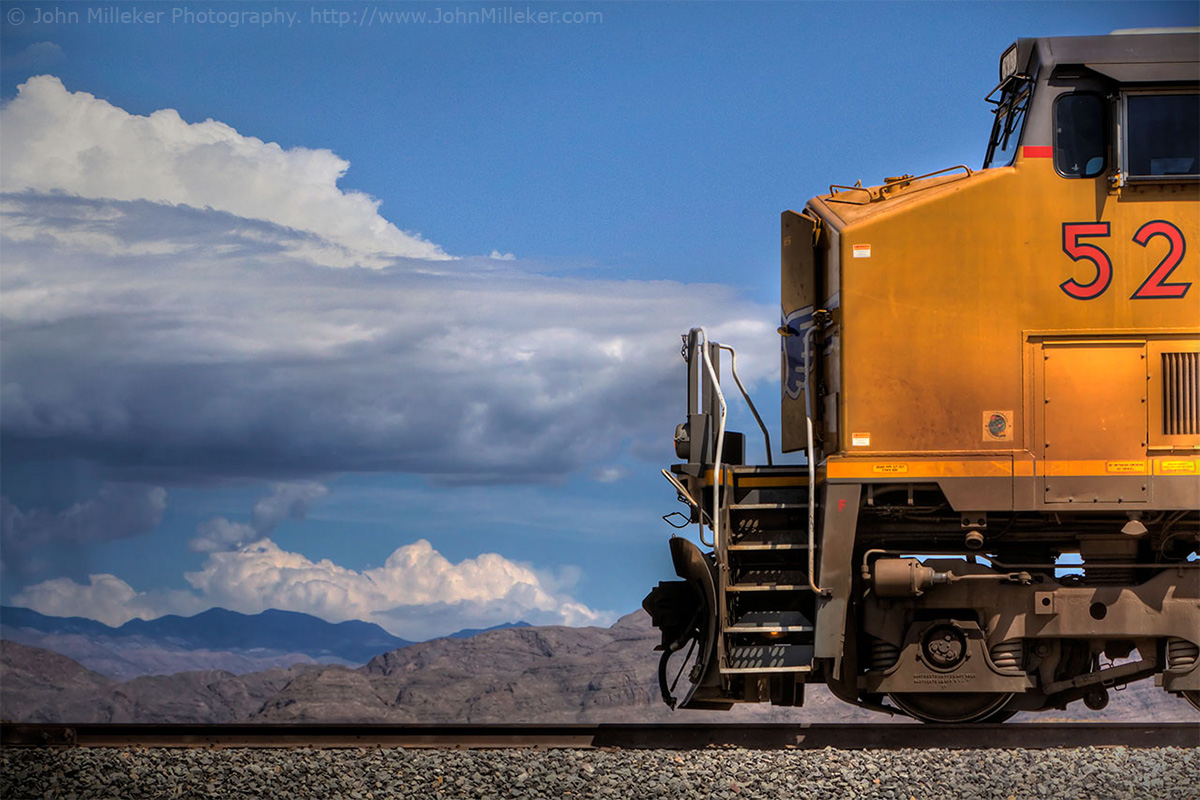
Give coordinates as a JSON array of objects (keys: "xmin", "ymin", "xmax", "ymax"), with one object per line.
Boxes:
[
  {"xmin": 781, "ymin": 306, "xmax": 813, "ymax": 400},
  {"xmin": 987, "ymin": 413, "xmax": 1008, "ymax": 439}
]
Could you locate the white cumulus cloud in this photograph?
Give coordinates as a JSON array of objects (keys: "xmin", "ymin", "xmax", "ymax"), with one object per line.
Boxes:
[
  {"xmin": 10, "ymin": 573, "xmax": 205, "ymax": 627},
  {"xmin": 13, "ymin": 538, "xmax": 613, "ymax": 640},
  {"xmin": 0, "ymin": 75, "xmax": 449, "ymax": 267}
]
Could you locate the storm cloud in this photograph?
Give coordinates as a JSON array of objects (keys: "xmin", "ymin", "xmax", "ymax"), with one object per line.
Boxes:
[
  {"xmin": 1, "ymin": 192, "xmax": 773, "ymax": 486},
  {"xmin": 1, "ymin": 483, "xmax": 166, "ymax": 551},
  {"xmin": 0, "ymin": 483, "xmax": 167, "ymax": 576}
]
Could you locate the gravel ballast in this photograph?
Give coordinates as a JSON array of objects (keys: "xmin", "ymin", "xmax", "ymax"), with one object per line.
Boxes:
[{"xmin": 3, "ymin": 746, "xmax": 1198, "ymax": 799}]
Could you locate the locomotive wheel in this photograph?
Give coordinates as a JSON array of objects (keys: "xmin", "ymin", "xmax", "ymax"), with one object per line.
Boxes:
[
  {"xmin": 888, "ymin": 692, "xmax": 1014, "ymax": 724},
  {"xmin": 976, "ymin": 705, "xmax": 1019, "ymax": 723},
  {"xmin": 1183, "ymin": 691, "xmax": 1200, "ymax": 712}
]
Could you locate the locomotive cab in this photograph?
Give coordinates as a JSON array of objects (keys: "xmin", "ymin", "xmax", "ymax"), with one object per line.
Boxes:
[{"xmin": 644, "ymin": 30, "xmax": 1199, "ymax": 723}]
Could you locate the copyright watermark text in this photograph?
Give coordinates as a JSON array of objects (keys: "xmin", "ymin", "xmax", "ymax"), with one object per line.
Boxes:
[{"xmin": 6, "ymin": 5, "xmax": 604, "ymax": 29}]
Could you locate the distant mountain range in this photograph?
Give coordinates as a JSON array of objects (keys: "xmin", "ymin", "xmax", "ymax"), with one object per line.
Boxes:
[
  {"xmin": 2, "ymin": 611, "xmax": 1192, "ymax": 726},
  {"xmin": 0, "ymin": 606, "xmax": 528, "ymax": 680}
]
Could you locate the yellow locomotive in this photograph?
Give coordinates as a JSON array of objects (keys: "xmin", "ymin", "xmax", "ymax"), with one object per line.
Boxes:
[{"xmin": 644, "ymin": 30, "xmax": 1199, "ymax": 723}]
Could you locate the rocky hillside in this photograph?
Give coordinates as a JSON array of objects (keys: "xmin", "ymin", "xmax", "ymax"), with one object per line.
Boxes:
[
  {"xmin": 1, "ymin": 640, "xmax": 313, "ymax": 723},
  {"xmin": 256, "ymin": 611, "xmax": 697, "ymax": 723},
  {"xmin": 3, "ymin": 612, "xmax": 1194, "ymax": 724}
]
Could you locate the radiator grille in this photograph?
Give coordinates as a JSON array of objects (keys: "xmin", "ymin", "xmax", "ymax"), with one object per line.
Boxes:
[{"xmin": 1162, "ymin": 352, "xmax": 1199, "ymax": 436}]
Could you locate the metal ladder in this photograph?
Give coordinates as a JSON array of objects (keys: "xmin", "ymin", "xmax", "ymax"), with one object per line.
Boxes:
[{"xmin": 717, "ymin": 465, "xmax": 816, "ymax": 675}]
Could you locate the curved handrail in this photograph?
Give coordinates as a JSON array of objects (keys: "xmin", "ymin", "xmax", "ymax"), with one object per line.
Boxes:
[
  {"xmin": 718, "ymin": 344, "xmax": 773, "ymax": 467},
  {"xmin": 689, "ymin": 328, "xmax": 726, "ymax": 550}
]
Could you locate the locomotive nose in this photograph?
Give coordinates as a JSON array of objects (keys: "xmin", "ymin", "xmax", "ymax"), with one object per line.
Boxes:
[
  {"xmin": 642, "ymin": 536, "xmax": 726, "ymax": 710},
  {"xmin": 641, "ymin": 579, "xmax": 697, "ymax": 651},
  {"xmin": 641, "ymin": 536, "xmax": 716, "ymax": 651}
]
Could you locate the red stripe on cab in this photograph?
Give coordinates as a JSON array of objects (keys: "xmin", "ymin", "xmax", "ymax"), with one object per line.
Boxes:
[{"xmin": 1023, "ymin": 146, "xmax": 1053, "ymax": 158}]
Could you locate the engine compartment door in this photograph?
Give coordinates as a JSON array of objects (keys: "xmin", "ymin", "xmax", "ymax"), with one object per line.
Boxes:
[{"xmin": 1040, "ymin": 338, "xmax": 1148, "ymax": 504}]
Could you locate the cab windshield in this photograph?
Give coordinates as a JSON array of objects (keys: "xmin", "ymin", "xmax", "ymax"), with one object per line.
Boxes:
[{"xmin": 984, "ymin": 76, "xmax": 1033, "ymax": 168}]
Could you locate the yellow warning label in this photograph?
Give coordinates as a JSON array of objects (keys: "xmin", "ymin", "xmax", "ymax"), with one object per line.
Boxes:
[
  {"xmin": 1159, "ymin": 459, "xmax": 1198, "ymax": 474},
  {"xmin": 851, "ymin": 432, "xmax": 871, "ymax": 447},
  {"xmin": 1105, "ymin": 461, "xmax": 1147, "ymax": 474},
  {"xmin": 872, "ymin": 464, "xmax": 909, "ymax": 474}
]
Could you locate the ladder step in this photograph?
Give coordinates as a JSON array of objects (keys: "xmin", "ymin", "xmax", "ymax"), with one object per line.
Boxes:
[
  {"xmin": 724, "ymin": 644, "xmax": 814, "ymax": 673},
  {"xmin": 727, "ymin": 569, "xmax": 809, "ymax": 591},
  {"xmin": 728, "ymin": 503, "xmax": 807, "ymax": 511},
  {"xmin": 725, "ymin": 611, "xmax": 813, "ymax": 633},
  {"xmin": 728, "ymin": 542, "xmax": 807, "ymax": 551},
  {"xmin": 726, "ymin": 585, "xmax": 807, "ymax": 592},
  {"xmin": 729, "ymin": 466, "xmax": 810, "ymax": 477},
  {"xmin": 736, "ymin": 569, "xmax": 807, "ymax": 581}
]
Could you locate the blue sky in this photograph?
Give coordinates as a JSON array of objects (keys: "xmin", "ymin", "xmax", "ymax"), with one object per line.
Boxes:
[{"xmin": 1, "ymin": 1, "xmax": 1196, "ymax": 639}]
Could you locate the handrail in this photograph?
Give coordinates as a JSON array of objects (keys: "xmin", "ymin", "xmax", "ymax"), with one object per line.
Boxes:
[
  {"xmin": 681, "ymin": 332, "xmax": 775, "ymax": 551},
  {"xmin": 661, "ymin": 469, "xmax": 701, "ymax": 516},
  {"xmin": 717, "ymin": 344, "xmax": 773, "ymax": 467},
  {"xmin": 802, "ymin": 323, "xmax": 828, "ymax": 596},
  {"xmin": 827, "ymin": 180, "xmax": 871, "ymax": 201},
  {"xmin": 828, "ymin": 165, "xmax": 973, "ymax": 205},
  {"xmin": 690, "ymin": 328, "xmax": 726, "ymax": 550}
]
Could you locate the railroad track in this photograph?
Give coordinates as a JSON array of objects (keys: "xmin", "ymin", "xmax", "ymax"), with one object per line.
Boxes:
[{"xmin": 3, "ymin": 722, "xmax": 1196, "ymax": 750}]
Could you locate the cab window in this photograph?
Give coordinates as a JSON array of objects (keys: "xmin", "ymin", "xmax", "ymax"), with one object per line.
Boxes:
[
  {"xmin": 1124, "ymin": 92, "xmax": 1200, "ymax": 180},
  {"xmin": 1054, "ymin": 93, "xmax": 1106, "ymax": 178}
]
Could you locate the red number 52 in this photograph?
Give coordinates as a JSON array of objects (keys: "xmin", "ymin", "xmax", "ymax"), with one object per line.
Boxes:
[{"xmin": 1060, "ymin": 220, "xmax": 1190, "ymax": 300}]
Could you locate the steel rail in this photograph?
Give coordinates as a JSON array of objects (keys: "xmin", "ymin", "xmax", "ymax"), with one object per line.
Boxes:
[{"xmin": 3, "ymin": 722, "xmax": 1196, "ymax": 750}]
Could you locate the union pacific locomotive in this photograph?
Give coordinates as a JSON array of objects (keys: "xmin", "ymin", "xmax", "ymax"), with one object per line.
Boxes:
[{"xmin": 643, "ymin": 30, "xmax": 1200, "ymax": 723}]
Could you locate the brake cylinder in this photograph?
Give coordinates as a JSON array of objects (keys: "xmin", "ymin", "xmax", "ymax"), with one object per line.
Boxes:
[{"xmin": 872, "ymin": 558, "xmax": 952, "ymax": 597}]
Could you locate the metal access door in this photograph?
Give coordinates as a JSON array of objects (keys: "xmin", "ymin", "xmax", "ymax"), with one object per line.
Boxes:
[
  {"xmin": 1041, "ymin": 339, "xmax": 1148, "ymax": 504},
  {"xmin": 781, "ymin": 210, "xmax": 817, "ymax": 454}
]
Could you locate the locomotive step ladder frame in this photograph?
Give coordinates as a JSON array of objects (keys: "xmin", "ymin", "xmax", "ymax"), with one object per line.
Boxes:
[{"xmin": 669, "ymin": 328, "xmax": 824, "ymax": 686}]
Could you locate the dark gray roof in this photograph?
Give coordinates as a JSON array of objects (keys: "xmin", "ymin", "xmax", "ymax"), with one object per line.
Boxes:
[{"xmin": 1028, "ymin": 31, "xmax": 1199, "ymax": 83}]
